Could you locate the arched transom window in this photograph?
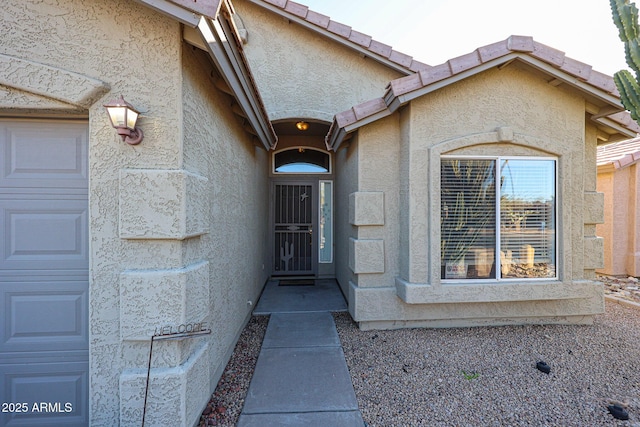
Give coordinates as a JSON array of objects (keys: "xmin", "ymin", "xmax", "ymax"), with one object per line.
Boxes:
[{"xmin": 273, "ymin": 147, "xmax": 331, "ymax": 174}]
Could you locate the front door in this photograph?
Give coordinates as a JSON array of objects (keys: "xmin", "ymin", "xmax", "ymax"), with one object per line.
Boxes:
[{"xmin": 272, "ymin": 182, "xmax": 316, "ymax": 276}]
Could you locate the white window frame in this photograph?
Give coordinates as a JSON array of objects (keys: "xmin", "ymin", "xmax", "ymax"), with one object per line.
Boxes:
[{"xmin": 440, "ymin": 155, "xmax": 558, "ymax": 283}]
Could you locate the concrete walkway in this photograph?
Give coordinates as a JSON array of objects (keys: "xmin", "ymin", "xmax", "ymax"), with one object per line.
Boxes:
[{"xmin": 237, "ymin": 280, "xmax": 364, "ymax": 427}]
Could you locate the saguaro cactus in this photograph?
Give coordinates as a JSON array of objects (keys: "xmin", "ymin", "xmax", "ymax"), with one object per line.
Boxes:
[{"xmin": 611, "ymin": 0, "xmax": 640, "ymax": 122}]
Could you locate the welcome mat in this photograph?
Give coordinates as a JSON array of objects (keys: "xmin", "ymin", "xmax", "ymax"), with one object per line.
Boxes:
[{"xmin": 278, "ymin": 279, "xmax": 315, "ymax": 286}]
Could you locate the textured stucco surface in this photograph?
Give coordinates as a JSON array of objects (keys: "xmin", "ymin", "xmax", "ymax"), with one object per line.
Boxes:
[
  {"xmin": 119, "ymin": 169, "xmax": 209, "ymax": 239},
  {"xmin": 597, "ymin": 164, "xmax": 640, "ymax": 275},
  {"xmin": 3, "ymin": 1, "xmax": 270, "ymax": 425},
  {"xmin": 234, "ymin": 0, "xmax": 402, "ymax": 123},
  {"xmin": 180, "ymin": 44, "xmax": 271, "ymax": 400},
  {"xmin": 349, "ymin": 192, "xmax": 385, "ymax": 226},
  {"xmin": 345, "ymin": 64, "xmax": 606, "ymax": 328}
]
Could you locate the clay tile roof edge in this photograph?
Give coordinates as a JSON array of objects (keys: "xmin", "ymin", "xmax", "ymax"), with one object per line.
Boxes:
[
  {"xmin": 329, "ymin": 35, "xmax": 639, "ymax": 148},
  {"xmin": 248, "ymin": 0, "xmax": 429, "ymax": 74}
]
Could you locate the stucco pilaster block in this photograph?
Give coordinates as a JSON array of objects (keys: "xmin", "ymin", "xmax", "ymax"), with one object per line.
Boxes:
[
  {"xmin": 583, "ymin": 191, "xmax": 604, "ymax": 224},
  {"xmin": 120, "ymin": 342, "xmax": 210, "ymax": 427},
  {"xmin": 349, "ymin": 238, "xmax": 385, "ymax": 273},
  {"xmin": 349, "ymin": 192, "xmax": 384, "ymax": 225},
  {"xmin": 120, "ymin": 261, "xmax": 209, "ymax": 341},
  {"xmin": 584, "ymin": 236, "xmax": 604, "ymax": 269},
  {"xmin": 119, "ymin": 169, "xmax": 209, "ymax": 239}
]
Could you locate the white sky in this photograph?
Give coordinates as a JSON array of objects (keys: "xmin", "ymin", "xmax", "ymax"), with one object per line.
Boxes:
[{"xmin": 301, "ymin": 0, "xmax": 629, "ymax": 77}]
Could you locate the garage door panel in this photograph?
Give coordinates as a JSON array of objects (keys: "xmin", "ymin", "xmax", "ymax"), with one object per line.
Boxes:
[
  {"xmin": 0, "ymin": 122, "xmax": 88, "ymax": 189},
  {"xmin": 0, "ymin": 119, "xmax": 89, "ymax": 427},
  {"xmin": 1, "ymin": 200, "xmax": 88, "ymax": 271},
  {"xmin": 1, "ymin": 282, "xmax": 88, "ymax": 353},
  {"xmin": 0, "ymin": 361, "xmax": 88, "ymax": 427}
]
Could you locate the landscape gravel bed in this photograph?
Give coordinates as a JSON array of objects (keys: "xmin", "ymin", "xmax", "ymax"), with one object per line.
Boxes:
[
  {"xmin": 198, "ymin": 316, "xmax": 268, "ymax": 427},
  {"xmin": 335, "ymin": 302, "xmax": 640, "ymax": 427},
  {"xmin": 200, "ymin": 282, "xmax": 640, "ymax": 426}
]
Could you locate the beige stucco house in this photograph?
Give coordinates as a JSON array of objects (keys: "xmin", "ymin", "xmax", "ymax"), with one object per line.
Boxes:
[
  {"xmin": 2, "ymin": 0, "xmax": 638, "ymax": 425},
  {"xmin": 597, "ymin": 137, "xmax": 640, "ymax": 276}
]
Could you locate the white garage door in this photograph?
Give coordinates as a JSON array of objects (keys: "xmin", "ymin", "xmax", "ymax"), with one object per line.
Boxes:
[{"xmin": 0, "ymin": 120, "xmax": 88, "ymax": 427}]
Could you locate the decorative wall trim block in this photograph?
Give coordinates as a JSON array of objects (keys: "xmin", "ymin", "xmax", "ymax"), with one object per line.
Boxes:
[
  {"xmin": 349, "ymin": 191, "xmax": 384, "ymax": 225},
  {"xmin": 0, "ymin": 53, "xmax": 109, "ymax": 108},
  {"xmin": 120, "ymin": 261, "xmax": 209, "ymax": 341},
  {"xmin": 119, "ymin": 342, "xmax": 210, "ymax": 427},
  {"xmin": 349, "ymin": 238, "xmax": 385, "ymax": 273},
  {"xmin": 119, "ymin": 169, "xmax": 209, "ymax": 240}
]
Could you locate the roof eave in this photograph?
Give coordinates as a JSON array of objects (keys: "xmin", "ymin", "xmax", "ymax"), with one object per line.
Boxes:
[
  {"xmin": 197, "ymin": 14, "xmax": 277, "ymax": 150},
  {"xmin": 133, "ymin": 0, "xmax": 208, "ymax": 26}
]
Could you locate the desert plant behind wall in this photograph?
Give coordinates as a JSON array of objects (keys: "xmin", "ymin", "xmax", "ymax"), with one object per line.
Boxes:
[{"xmin": 611, "ymin": 0, "xmax": 640, "ymax": 123}]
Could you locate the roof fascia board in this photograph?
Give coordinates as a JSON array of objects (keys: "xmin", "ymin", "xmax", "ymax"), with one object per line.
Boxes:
[
  {"xmin": 245, "ymin": 0, "xmax": 413, "ymax": 76},
  {"xmin": 133, "ymin": 0, "xmax": 201, "ymax": 26},
  {"xmin": 214, "ymin": 13, "xmax": 277, "ymax": 147},
  {"xmin": 198, "ymin": 16, "xmax": 276, "ymax": 149},
  {"xmin": 593, "ymin": 116, "xmax": 638, "ymax": 139},
  {"xmin": 514, "ymin": 56, "xmax": 623, "ymax": 109},
  {"xmin": 597, "ymin": 163, "xmax": 616, "ymax": 173}
]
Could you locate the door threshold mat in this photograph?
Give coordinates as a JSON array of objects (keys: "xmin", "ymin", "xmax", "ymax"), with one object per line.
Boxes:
[{"xmin": 278, "ymin": 279, "xmax": 315, "ymax": 286}]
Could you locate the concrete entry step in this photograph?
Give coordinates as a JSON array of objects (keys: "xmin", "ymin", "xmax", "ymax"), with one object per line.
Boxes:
[
  {"xmin": 238, "ymin": 312, "xmax": 364, "ymax": 427},
  {"xmin": 253, "ymin": 279, "xmax": 347, "ymax": 314}
]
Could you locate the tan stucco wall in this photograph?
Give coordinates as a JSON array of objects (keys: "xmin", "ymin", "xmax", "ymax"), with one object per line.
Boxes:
[
  {"xmin": 345, "ymin": 64, "xmax": 605, "ymax": 328},
  {"xmin": 2, "ymin": 1, "xmax": 270, "ymax": 425},
  {"xmin": 335, "ymin": 137, "xmax": 359, "ymax": 298},
  {"xmin": 234, "ymin": 0, "xmax": 402, "ymax": 123},
  {"xmin": 597, "ymin": 164, "xmax": 640, "ymax": 276},
  {"xmin": 180, "ymin": 43, "xmax": 271, "ymax": 406}
]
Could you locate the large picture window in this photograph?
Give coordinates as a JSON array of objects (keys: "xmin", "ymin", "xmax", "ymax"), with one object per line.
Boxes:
[{"xmin": 441, "ymin": 157, "xmax": 556, "ymax": 281}]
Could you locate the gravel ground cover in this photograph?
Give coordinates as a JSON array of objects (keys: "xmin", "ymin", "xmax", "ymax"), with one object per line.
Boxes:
[
  {"xmin": 198, "ymin": 316, "xmax": 268, "ymax": 427},
  {"xmin": 335, "ymin": 302, "xmax": 640, "ymax": 427},
  {"xmin": 200, "ymin": 278, "xmax": 640, "ymax": 426}
]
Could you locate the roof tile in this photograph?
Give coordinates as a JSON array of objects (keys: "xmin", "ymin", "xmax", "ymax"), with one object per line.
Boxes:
[
  {"xmin": 587, "ymin": 70, "xmax": 617, "ymax": 94},
  {"xmin": 327, "ymin": 20, "xmax": 352, "ymax": 39},
  {"xmin": 348, "ymin": 30, "xmax": 372, "ymax": 48},
  {"xmin": 305, "ymin": 10, "xmax": 330, "ymax": 28},
  {"xmin": 389, "ymin": 73, "xmax": 423, "ymax": 97},
  {"xmin": 255, "ymin": 0, "xmax": 425, "ymax": 72},
  {"xmin": 335, "ymin": 108, "xmax": 358, "ymax": 128},
  {"xmin": 419, "ymin": 63, "xmax": 453, "ymax": 86},
  {"xmin": 597, "ymin": 136, "xmax": 640, "ymax": 167},
  {"xmin": 507, "ymin": 35, "xmax": 534, "ymax": 52},
  {"xmin": 353, "ymin": 98, "xmax": 387, "ymax": 120},
  {"xmin": 448, "ymin": 50, "xmax": 482, "ymax": 74},
  {"xmin": 284, "ymin": 1, "xmax": 308, "ymax": 18},
  {"xmin": 531, "ymin": 42, "xmax": 565, "ymax": 67},
  {"xmin": 559, "ymin": 57, "xmax": 592, "ymax": 81},
  {"xmin": 263, "ymin": 0, "xmax": 287, "ymax": 8},
  {"xmin": 477, "ymin": 40, "xmax": 511, "ymax": 63},
  {"xmin": 368, "ymin": 40, "xmax": 393, "ymax": 58},
  {"xmin": 409, "ymin": 60, "xmax": 430, "ymax": 72},
  {"xmin": 389, "ymin": 50, "xmax": 413, "ymax": 68}
]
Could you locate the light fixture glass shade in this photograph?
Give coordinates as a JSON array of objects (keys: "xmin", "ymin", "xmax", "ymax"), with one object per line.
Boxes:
[
  {"xmin": 296, "ymin": 121, "xmax": 309, "ymax": 131},
  {"xmin": 104, "ymin": 96, "xmax": 140, "ymax": 131},
  {"xmin": 126, "ymin": 109, "xmax": 139, "ymax": 130},
  {"xmin": 106, "ymin": 106, "xmax": 128, "ymax": 128}
]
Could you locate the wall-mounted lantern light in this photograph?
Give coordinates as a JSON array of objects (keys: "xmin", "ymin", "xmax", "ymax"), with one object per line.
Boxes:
[{"xmin": 104, "ymin": 95, "xmax": 144, "ymax": 145}]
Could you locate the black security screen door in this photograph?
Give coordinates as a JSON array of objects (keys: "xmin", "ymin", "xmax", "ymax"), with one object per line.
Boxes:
[{"xmin": 273, "ymin": 183, "xmax": 315, "ymax": 275}]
